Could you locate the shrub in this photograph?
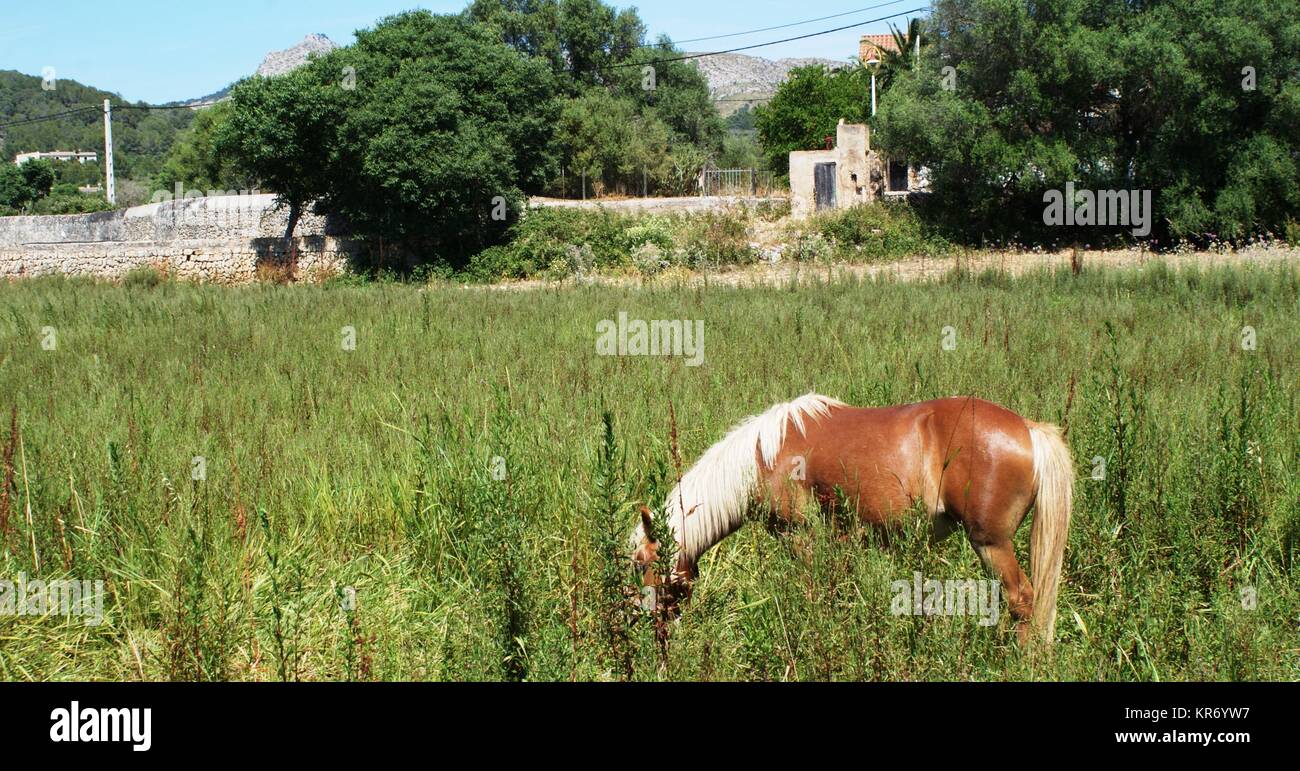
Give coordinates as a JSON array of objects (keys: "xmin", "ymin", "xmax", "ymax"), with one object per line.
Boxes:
[
  {"xmin": 808, "ymin": 203, "xmax": 953, "ymax": 261},
  {"xmin": 620, "ymin": 216, "xmax": 675, "ymax": 254},
  {"xmin": 678, "ymin": 209, "xmax": 755, "ymax": 268},
  {"xmin": 467, "ymin": 245, "xmax": 539, "ymax": 282},
  {"xmin": 790, "ymin": 232, "xmax": 834, "ymax": 263},
  {"xmin": 122, "ymin": 264, "xmax": 168, "ymax": 288},
  {"xmin": 631, "ymin": 243, "xmax": 669, "ymax": 277}
]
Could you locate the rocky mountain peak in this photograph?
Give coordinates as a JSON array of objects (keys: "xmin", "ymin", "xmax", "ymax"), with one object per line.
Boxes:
[{"xmin": 255, "ymin": 33, "xmax": 338, "ymax": 78}]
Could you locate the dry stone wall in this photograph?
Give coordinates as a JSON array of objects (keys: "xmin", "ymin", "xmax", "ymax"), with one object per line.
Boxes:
[{"xmin": 0, "ymin": 194, "xmax": 361, "ymax": 282}]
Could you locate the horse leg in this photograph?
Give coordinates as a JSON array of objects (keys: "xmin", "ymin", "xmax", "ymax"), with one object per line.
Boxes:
[
  {"xmin": 757, "ymin": 463, "xmax": 814, "ymax": 531},
  {"xmin": 931, "ymin": 512, "xmax": 961, "ymax": 544},
  {"xmin": 755, "ymin": 469, "xmax": 818, "ymax": 568},
  {"xmin": 968, "ymin": 532, "xmax": 1034, "ymax": 641}
]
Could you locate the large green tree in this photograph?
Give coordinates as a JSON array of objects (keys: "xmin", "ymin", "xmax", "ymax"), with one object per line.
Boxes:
[
  {"xmin": 217, "ymin": 68, "xmax": 339, "ymax": 238},
  {"xmin": 311, "ymin": 11, "xmax": 561, "ymax": 263},
  {"xmin": 754, "ymin": 65, "xmax": 871, "ymax": 175},
  {"xmin": 155, "ymin": 101, "xmax": 253, "ymax": 196},
  {"xmin": 466, "ymin": 0, "xmax": 644, "ymax": 90},
  {"xmin": 470, "ymin": 0, "xmax": 725, "ymax": 194},
  {"xmin": 874, "ymin": 0, "xmax": 1300, "ymax": 244}
]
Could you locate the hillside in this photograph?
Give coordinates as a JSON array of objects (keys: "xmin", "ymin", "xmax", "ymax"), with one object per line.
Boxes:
[
  {"xmin": 0, "ymin": 70, "xmax": 194, "ymax": 184},
  {"xmin": 0, "ymin": 34, "xmax": 339, "ymax": 187},
  {"xmin": 689, "ymin": 52, "xmax": 848, "ymax": 115}
]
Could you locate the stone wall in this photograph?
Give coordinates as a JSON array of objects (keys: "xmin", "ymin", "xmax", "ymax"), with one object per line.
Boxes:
[
  {"xmin": 0, "ymin": 194, "xmax": 361, "ymax": 282},
  {"xmin": 0, "ymin": 191, "xmax": 799, "ymax": 281}
]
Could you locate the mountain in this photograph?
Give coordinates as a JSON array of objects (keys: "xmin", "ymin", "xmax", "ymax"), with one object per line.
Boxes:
[
  {"xmin": 185, "ymin": 34, "xmax": 339, "ymax": 106},
  {"xmin": 180, "ymin": 36, "xmax": 812, "ymax": 116},
  {"xmin": 689, "ymin": 53, "xmax": 848, "ymax": 115},
  {"xmin": 256, "ymin": 33, "xmax": 338, "ymax": 78}
]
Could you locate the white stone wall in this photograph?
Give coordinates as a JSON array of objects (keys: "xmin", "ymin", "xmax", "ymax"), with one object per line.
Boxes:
[
  {"xmin": 0, "ymin": 237, "xmax": 356, "ymax": 282},
  {"xmin": 0, "ymin": 195, "xmax": 358, "ymax": 282}
]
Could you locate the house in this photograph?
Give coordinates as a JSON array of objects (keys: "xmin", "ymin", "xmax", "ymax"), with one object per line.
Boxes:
[
  {"xmin": 789, "ymin": 120, "xmax": 926, "ymax": 219},
  {"xmin": 858, "ymin": 33, "xmax": 900, "ymax": 64},
  {"xmin": 14, "ymin": 149, "xmax": 98, "ymax": 164}
]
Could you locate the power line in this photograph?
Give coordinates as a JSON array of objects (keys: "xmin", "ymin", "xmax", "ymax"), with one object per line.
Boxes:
[
  {"xmin": 0, "ymin": 106, "xmax": 100, "ymax": 130},
  {"xmin": 2, "ymin": 8, "xmax": 925, "ymax": 127},
  {"xmin": 605, "ymin": 8, "xmax": 928, "ymax": 69},
  {"xmin": 640, "ymin": 0, "xmax": 912, "ymax": 48},
  {"xmin": 0, "ymin": 101, "xmax": 219, "ymax": 132}
]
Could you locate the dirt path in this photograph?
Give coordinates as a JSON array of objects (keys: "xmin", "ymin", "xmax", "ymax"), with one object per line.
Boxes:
[{"xmin": 467, "ymin": 245, "xmax": 1299, "ymax": 291}]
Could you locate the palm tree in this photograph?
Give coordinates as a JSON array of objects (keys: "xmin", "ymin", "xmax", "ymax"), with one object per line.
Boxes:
[{"xmin": 874, "ymin": 18, "xmax": 924, "ymax": 91}]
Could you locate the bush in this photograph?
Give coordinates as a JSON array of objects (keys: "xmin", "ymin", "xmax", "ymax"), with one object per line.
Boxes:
[
  {"xmin": 29, "ymin": 193, "xmax": 115, "ymax": 216},
  {"xmin": 631, "ymin": 242, "xmax": 669, "ymax": 276},
  {"xmin": 462, "ymin": 205, "xmax": 768, "ymax": 281},
  {"xmin": 677, "ymin": 209, "xmax": 755, "ymax": 268},
  {"xmin": 790, "ymin": 232, "xmax": 834, "ymax": 263},
  {"xmin": 122, "ymin": 265, "xmax": 168, "ymax": 288},
  {"xmin": 620, "ymin": 216, "xmax": 674, "ymax": 254},
  {"xmin": 807, "ymin": 203, "xmax": 953, "ymax": 261}
]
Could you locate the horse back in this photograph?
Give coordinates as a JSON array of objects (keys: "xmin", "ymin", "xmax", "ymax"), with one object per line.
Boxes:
[{"xmin": 763, "ymin": 397, "xmax": 1036, "ymax": 527}]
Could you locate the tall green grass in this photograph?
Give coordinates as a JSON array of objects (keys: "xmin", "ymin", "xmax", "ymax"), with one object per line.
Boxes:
[{"xmin": 0, "ymin": 262, "xmax": 1295, "ymax": 680}]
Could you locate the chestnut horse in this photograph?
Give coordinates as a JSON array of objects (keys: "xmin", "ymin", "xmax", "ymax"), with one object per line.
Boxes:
[{"xmin": 632, "ymin": 393, "xmax": 1074, "ymax": 641}]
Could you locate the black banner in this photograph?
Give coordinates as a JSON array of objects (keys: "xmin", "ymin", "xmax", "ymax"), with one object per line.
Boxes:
[{"xmin": 0, "ymin": 681, "xmax": 1288, "ymax": 758}]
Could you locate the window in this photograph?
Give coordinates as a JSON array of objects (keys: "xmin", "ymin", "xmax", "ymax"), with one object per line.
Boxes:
[{"xmin": 887, "ymin": 160, "xmax": 909, "ymax": 192}]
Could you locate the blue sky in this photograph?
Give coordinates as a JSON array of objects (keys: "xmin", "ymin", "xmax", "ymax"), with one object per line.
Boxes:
[{"xmin": 0, "ymin": 1, "xmax": 923, "ymax": 104}]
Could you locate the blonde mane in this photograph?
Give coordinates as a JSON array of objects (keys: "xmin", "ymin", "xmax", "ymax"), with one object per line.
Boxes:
[{"xmin": 646, "ymin": 393, "xmax": 844, "ymax": 568}]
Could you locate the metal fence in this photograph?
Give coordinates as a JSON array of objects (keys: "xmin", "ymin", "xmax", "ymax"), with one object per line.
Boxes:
[{"xmin": 700, "ymin": 168, "xmax": 776, "ymax": 197}]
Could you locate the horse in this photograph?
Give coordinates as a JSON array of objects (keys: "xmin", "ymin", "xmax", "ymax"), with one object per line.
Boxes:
[{"xmin": 631, "ymin": 393, "xmax": 1074, "ymax": 642}]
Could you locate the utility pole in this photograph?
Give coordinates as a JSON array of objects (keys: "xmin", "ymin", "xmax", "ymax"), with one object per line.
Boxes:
[{"xmin": 103, "ymin": 99, "xmax": 116, "ymax": 206}]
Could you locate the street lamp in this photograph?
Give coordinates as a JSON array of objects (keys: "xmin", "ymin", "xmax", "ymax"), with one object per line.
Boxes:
[{"xmin": 866, "ymin": 56, "xmax": 880, "ymax": 116}]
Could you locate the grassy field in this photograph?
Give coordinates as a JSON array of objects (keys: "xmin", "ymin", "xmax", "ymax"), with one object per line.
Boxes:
[{"xmin": 0, "ymin": 262, "xmax": 1296, "ymax": 681}]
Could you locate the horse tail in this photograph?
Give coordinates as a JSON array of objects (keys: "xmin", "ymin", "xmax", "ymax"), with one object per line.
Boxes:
[{"xmin": 1026, "ymin": 420, "xmax": 1074, "ymax": 642}]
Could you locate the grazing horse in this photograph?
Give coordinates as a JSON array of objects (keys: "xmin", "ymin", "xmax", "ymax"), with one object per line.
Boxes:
[{"xmin": 631, "ymin": 393, "xmax": 1074, "ymax": 641}]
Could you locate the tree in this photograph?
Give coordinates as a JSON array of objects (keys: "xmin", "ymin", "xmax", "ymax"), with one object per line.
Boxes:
[
  {"xmin": 310, "ymin": 11, "xmax": 562, "ymax": 264},
  {"xmin": 155, "ymin": 102, "xmax": 253, "ymax": 196},
  {"xmin": 873, "ymin": 18, "xmax": 924, "ymax": 91},
  {"xmin": 0, "ymin": 159, "xmax": 54, "ymax": 211},
  {"xmin": 469, "ymin": 0, "xmax": 725, "ymax": 189},
  {"xmin": 466, "ymin": 0, "xmax": 644, "ymax": 90},
  {"xmin": 216, "ymin": 68, "xmax": 339, "ymax": 238},
  {"xmin": 555, "ymin": 89, "xmax": 675, "ymax": 195},
  {"xmin": 874, "ymin": 0, "xmax": 1300, "ymax": 245},
  {"xmin": 19, "ymin": 159, "xmax": 54, "ymax": 199},
  {"xmin": 755, "ymin": 65, "xmax": 870, "ymax": 175},
  {"xmin": 605, "ymin": 43, "xmax": 725, "ymax": 150},
  {"xmin": 726, "ymin": 105, "xmax": 758, "ymax": 133}
]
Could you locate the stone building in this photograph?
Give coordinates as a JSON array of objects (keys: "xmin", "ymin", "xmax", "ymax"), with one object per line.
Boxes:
[{"xmin": 789, "ymin": 120, "xmax": 926, "ymax": 219}]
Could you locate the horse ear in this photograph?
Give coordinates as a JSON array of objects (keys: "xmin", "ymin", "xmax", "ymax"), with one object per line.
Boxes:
[{"xmin": 639, "ymin": 505, "xmax": 655, "ymax": 540}]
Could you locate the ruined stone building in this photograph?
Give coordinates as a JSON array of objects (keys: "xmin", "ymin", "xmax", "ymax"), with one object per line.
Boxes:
[{"xmin": 789, "ymin": 120, "xmax": 927, "ymax": 219}]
